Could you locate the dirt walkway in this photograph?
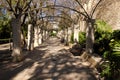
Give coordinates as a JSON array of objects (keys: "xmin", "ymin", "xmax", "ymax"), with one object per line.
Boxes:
[{"xmin": 0, "ymin": 37, "xmax": 100, "ymax": 80}]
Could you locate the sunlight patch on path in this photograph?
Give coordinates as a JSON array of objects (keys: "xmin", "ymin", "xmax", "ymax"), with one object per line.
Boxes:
[
  {"xmin": 1, "ymin": 37, "xmax": 100, "ymax": 80},
  {"xmin": 11, "ymin": 62, "xmax": 39, "ymax": 80}
]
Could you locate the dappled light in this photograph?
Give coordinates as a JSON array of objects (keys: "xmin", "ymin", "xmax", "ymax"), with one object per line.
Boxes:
[
  {"xmin": 0, "ymin": 37, "xmax": 99, "ymax": 80},
  {"xmin": 0, "ymin": 0, "xmax": 120, "ymax": 80}
]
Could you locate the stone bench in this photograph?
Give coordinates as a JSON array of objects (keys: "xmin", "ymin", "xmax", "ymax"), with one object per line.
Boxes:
[{"xmin": 81, "ymin": 52, "xmax": 103, "ymax": 68}]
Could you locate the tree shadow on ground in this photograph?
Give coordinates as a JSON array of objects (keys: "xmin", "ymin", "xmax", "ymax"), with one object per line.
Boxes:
[
  {"xmin": 0, "ymin": 38, "xmax": 98, "ymax": 80},
  {"xmin": 0, "ymin": 42, "xmax": 49, "ymax": 80},
  {"xmin": 28, "ymin": 49, "xmax": 97, "ymax": 80},
  {"xmin": 0, "ymin": 48, "xmax": 48, "ymax": 80},
  {"xmin": 0, "ymin": 48, "xmax": 98, "ymax": 80},
  {"xmin": 0, "ymin": 49, "xmax": 12, "ymax": 65}
]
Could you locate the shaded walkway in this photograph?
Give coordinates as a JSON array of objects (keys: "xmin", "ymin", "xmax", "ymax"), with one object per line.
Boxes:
[{"xmin": 0, "ymin": 37, "xmax": 99, "ymax": 80}]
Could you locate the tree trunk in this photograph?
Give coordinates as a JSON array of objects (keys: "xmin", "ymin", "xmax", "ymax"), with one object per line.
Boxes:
[
  {"xmin": 41, "ymin": 30, "xmax": 44, "ymax": 42},
  {"xmin": 34, "ymin": 26, "xmax": 39, "ymax": 47},
  {"xmin": 63, "ymin": 28, "xmax": 67, "ymax": 44},
  {"xmin": 68, "ymin": 27, "xmax": 72, "ymax": 43},
  {"xmin": 42, "ymin": 30, "xmax": 46, "ymax": 41},
  {"xmin": 21, "ymin": 32, "xmax": 25, "ymax": 48},
  {"xmin": 27, "ymin": 24, "xmax": 34, "ymax": 51},
  {"xmin": 11, "ymin": 17, "xmax": 23, "ymax": 62},
  {"xmin": 80, "ymin": 20, "xmax": 86, "ymax": 32},
  {"xmin": 38, "ymin": 29, "xmax": 42, "ymax": 44},
  {"xmin": 65, "ymin": 28, "xmax": 69, "ymax": 46},
  {"xmin": 22, "ymin": 28, "xmax": 28, "ymax": 49},
  {"xmin": 45, "ymin": 31, "xmax": 48, "ymax": 40},
  {"xmin": 74, "ymin": 24, "xmax": 79, "ymax": 43},
  {"xmin": 86, "ymin": 20, "xmax": 95, "ymax": 54}
]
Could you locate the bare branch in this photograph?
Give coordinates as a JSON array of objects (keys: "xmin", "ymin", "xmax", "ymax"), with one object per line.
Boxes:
[
  {"xmin": 91, "ymin": 0, "xmax": 102, "ymax": 18},
  {"xmin": 15, "ymin": 0, "xmax": 20, "ymax": 14},
  {"xmin": 23, "ymin": 0, "xmax": 32, "ymax": 12},
  {"xmin": 6, "ymin": 0, "xmax": 15, "ymax": 12},
  {"xmin": 44, "ymin": 5, "xmax": 88, "ymax": 18},
  {"xmin": 74, "ymin": 0, "xmax": 90, "ymax": 18}
]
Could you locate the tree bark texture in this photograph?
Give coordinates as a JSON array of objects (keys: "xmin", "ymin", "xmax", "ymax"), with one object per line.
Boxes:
[
  {"xmin": 11, "ymin": 17, "xmax": 23, "ymax": 62},
  {"xmin": 38, "ymin": 29, "xmax": 42, "ymax": 44},
  {"xmin": 34, "ymin": 26, "xmax": 39, "ymax": 47},
  {"xmin": 74, "ymin": 24, "xmax": 79, "ymax": 43},
  {"xmin": 27, "ymin": 24, "xmax": 34, "ymax": 50},
  {"xmin": 86, "ymin": 20, "xmax": 95, "ymax": 54}
]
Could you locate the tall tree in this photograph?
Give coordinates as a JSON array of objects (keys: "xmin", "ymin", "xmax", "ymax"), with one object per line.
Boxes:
[
  {"xmin": 47, "ymin": 0, "xmax": 102, "ymax": 54},
  {"xmin": 4, "ymin": 0, "xmax": 32, "ymax": 62}
]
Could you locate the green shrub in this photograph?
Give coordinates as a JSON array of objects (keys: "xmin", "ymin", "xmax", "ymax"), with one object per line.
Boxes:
[
  {"xmin": 102, "ymin": 50, "xmax": 120, "ymax": 80},
  {"xmin": 94, "ymin": 31, "xmax": 112, "ymax": 55},
  {"xmin": 95, "ymin": 20, "xmax": 120, "ymax": 79},
  {"xmin": 101, "ymin": 36, "xmax": 120, "ymax": 80},
  {"xmin": 94, "ymin": 20, "xmax": 112, "ymax": 55},
  {"xmin": 95, "ymin": 20, "xmax": 112, "ymax": 33},
  {"xmin": 78, "ymin": 32, "xmax": 86, "ymax": 44},
  {"xmin": 111, "ymin": 30, "xmax": 120, "ymax": 40},
  {"xmin": 100, "ymin": 60, "xmax": 111, "ymax": 79},
  {"xmin": 50, "ymin": 31, "xmax": 57, "ymax": 36},
  {"xmin": 109, "ymin": 39, "xmax": 120, "ymax": 50},
  {"xmin": 70, "ymin": 32, "xmax": 86, "ymax": 45},
  {"xmin": 0, "ymin": 16, "xmax": 11, "ymax": 39}
]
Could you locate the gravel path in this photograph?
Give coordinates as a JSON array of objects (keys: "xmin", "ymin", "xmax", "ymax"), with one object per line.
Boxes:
[{"xmin": 0, "ymin": 37, "xmax": 100, "ymax": 80}]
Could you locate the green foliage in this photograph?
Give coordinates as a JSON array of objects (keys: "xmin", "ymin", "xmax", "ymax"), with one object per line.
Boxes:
[
  {"xmin": 95, "ymin": 20, "xmax": 112, "ymax": 33},
  {"xmin": 100, "ymin": 61, "xmax": 111, "ymax": 78},
  {"xmin": 109, "ymin": 39, "xmax": 120, "ymax": 51},
  {"xmin": 109, "ymin": 30, "xmax": 120, "ymax": 53},
  {"xmin": 94, "ymin": 20, "xmax": 120, "ymax": 79},
  {"xmin": 70, "ymin": 32, "xmax": 86, "ymax": 44},
  {"xmin": 102, "ymin": 51, "xmax": 120, "ymax": 79},
  {"xmin": 111, "ymin": 30, "xmax": 120, "ymax": 40},
  {"xmin": 94, "ymin": 32, "xmax": 112, "ymax": 55},
  {"xmin": 0, "ymin": 15, "xmax": 11, "ymax": 39},
  {"xmin": 94, "ymin": 20, "xmax": 112, "ymax": 55},
  {"xmin": 99, "ymin": 30, "xmax": 120, "ymax": 79},
  {"xmin": 78, "ymin": 32, "xmax": 86, "ymax": 44},
  {"xmin": 50, "ymin": 31, "xmax": 57, "ymax": 36}
]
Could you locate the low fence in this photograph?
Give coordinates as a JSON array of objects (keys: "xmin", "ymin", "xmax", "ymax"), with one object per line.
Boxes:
[
  {"xmin": 0, "ymin": 38, "xmax": 12, "ymax": 44},
  {"xmin": 0, "ymin": 38, "xmax": 12, "ymax": 50}
]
